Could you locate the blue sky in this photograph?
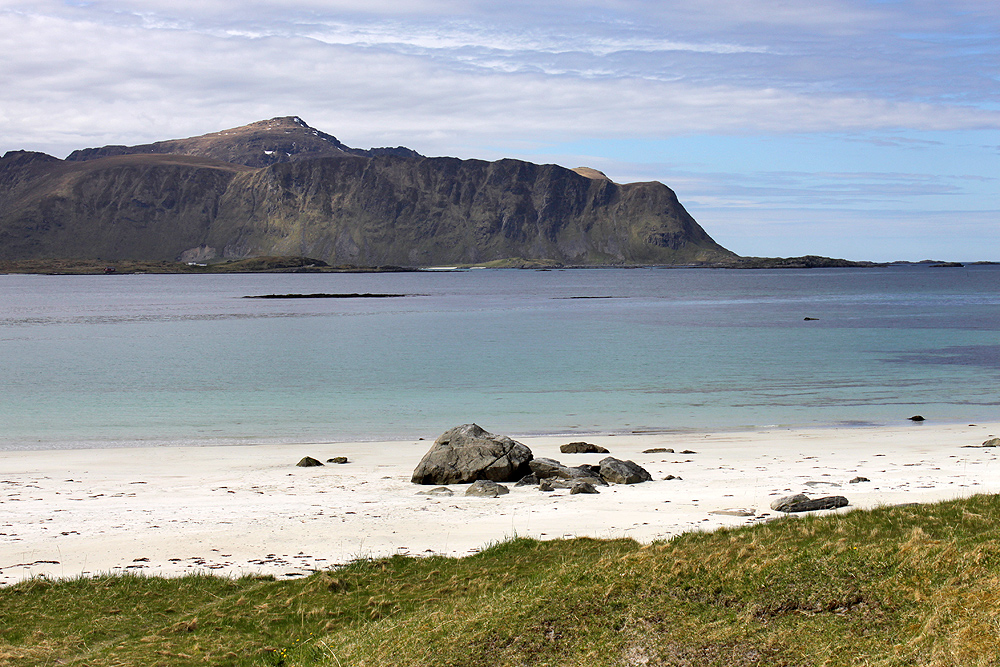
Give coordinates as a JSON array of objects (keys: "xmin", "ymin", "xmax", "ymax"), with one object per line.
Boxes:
[{"xmin": 1, "ymin": 0, "xmax": 997, "ymax": 260}]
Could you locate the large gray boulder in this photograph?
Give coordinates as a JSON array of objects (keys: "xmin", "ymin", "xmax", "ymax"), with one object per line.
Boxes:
[
  {"xmin": 411, "ymin": 424, "xmax": 533, "ymax": 485},
  {"xmin": 598, "ymin": 457, "xmax": 652, "ymax": 484}
]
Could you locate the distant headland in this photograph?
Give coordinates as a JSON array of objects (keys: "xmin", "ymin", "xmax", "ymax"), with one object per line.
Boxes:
[{"xmin": 0, "ymin": 117, "xmax": 731, "ymax": 268}]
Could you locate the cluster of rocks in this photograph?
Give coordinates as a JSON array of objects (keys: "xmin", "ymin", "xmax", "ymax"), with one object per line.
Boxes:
[
  {"xmin": 295, "ymin": 456, "xmax": 349, "ymax": 467},
  {"xmin": 411, "ymin": 424, "xmax": 653, "ymax": 497}
]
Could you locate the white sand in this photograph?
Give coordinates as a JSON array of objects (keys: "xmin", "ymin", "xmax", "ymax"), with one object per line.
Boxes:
[{"xmin": 2, "ymin": 422, "xmax": 998, "ymax": 585}]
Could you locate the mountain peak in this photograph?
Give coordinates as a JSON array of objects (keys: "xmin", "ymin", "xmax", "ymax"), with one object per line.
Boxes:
[
  {"xmin": 571, "ymin": 167, "xmax": 611, "ymax": 181},
  {"xmin": 66, "ymin": 117, "xmax": 421, "ymax": 168}
]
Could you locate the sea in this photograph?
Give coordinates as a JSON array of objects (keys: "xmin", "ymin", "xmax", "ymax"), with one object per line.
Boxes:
[{"xmin": 1, "ymin": 265, "xmax": 998, "ymax": 451}]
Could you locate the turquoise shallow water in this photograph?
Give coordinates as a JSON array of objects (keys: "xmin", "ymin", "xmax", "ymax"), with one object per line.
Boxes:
[{"xmin": 1, "ymin": 266, "xmax": 998, "ymax": 450}]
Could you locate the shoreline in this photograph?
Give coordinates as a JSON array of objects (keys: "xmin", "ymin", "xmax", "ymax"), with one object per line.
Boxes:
[
  {"xmin": 0, "ymin": 416, "xmax": 979, "ymax": 453},
  {"xmin": 2, "ymin": 421, "xmax": 998, "ymax": 586}
]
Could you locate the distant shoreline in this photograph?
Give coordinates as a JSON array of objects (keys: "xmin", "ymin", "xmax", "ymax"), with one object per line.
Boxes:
[
  {"xmin": 0, "ymin": 415, "xmax": 984, "ymax": 454},
  {"xmin": 1, "ymin": 255, "xmax": 995, "ymax": 275}
]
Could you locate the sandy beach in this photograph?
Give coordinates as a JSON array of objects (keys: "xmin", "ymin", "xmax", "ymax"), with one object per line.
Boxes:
[{"xmin": 2, "ymin": 421, "xmax": 998, "ymax": 586}]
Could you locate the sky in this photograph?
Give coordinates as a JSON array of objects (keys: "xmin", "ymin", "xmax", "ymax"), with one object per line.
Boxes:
[{"xmin": 1, "ymin": 0, "xmax": 997, "ymax": 261}]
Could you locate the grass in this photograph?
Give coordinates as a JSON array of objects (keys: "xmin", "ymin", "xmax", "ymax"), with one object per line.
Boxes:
[{"xmin": 3, "ymin": 495, "xmax": 1000, "ymax": 666}]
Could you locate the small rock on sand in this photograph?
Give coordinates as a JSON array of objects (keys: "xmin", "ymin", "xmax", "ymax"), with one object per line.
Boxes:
[
  {"xmin": 849, "ymin": 476, "xmax": 870, "ymax": 483},
  {"xmin": 560, "ymin": 442, "xmax": 610, "ymax": 454},
  {"xmin": 416, "ymin": 486, "xmax": 454, "ymax": 496},
  {"xmin": 709, "ymin": 509, "xmax": 755, "ymax": 517},
  {"xmin": 465, "ymin": 480, "xmax": 510, "ymax": 497},
  {"xmin": 296, "ymin": 457, "xmax": 324, "ymax": 467}
]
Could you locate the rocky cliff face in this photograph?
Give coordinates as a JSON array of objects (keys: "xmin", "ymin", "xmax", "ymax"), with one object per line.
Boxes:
[{"xmin": 0, "ymin": 118, "xmax": 735, "ymax": 266}]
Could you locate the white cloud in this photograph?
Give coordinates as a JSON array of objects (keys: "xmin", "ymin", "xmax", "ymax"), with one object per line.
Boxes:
[{"xmin": 2, "ymin": 7, "xmax": 998, "ymax": 158}]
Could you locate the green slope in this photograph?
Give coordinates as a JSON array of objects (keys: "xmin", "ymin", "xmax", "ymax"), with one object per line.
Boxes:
[{"xmin": 3, "ymin": 494, "xmax": 999, "ymax": 666}]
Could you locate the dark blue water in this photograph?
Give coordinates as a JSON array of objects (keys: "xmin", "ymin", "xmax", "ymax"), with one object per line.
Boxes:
[{"xmin": 1, "ymin": 265, "xmax": 998, "ymax": 450}]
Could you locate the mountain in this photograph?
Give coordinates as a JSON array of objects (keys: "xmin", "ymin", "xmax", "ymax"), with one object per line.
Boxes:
[
  {"xmin": 0, "ymin": 118, "xmax": 735, "ymax": 266},
  {"xmin": 65, "ymin": 116, "xmax": 421, "ymax": 168}
]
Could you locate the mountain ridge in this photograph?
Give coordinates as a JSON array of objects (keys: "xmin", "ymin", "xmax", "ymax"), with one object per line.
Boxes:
[
  {"xmin": 0, "ymin": 117, "xmax": 736, "ymax": 267},
  {"xmin": 65, "ymin": 116, "xmax": 421, "ymax": 167}
]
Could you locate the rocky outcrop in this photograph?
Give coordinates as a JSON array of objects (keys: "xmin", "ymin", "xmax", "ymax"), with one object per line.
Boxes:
[
  {"xmin": 411, "ymin": 424, "xmax": 533, "ymax": 485},
  {"xmin": 0, "ymin": 118, "xmax": 735, "ymax": 266}
]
